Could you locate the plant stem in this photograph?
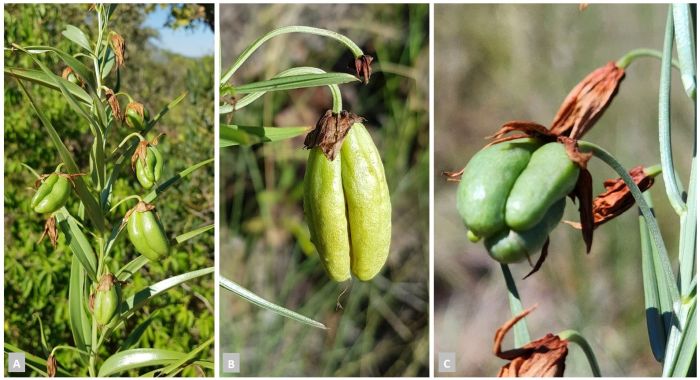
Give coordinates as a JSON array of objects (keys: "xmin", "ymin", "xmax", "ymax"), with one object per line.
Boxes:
[
  {"xmin": 221, "ymin": 26, "xmax": 364, "ymax": 84},
  {"xmin": 578, "ymin": 141, "xmax": 680, "ymax": 304},
  {"xmin": 558, "ymin": 329, "xmax": 602, "ymax": 377},
  {"xmin": 659, "ymin": 8, "xmax": 688, "ymax": 216},
  {"xmin": 616, "ymin": 48, "xmax": 681, "ymax": 70},
  {"xmin": 500, "ymin": 264, "xmax": 530, "ymax": 347}
]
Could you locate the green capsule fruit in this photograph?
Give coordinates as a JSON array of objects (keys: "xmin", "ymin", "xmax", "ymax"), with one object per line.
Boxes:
[
  {"xmin": 341, "ymin": 123, "xmax": 392, "ymax": 281},
  {"xmin": 506, "ymin": 142, "xmax": 579, "ymax": 231},
  {"xmin": 304, "ymin": 148, "xmax": 351, "ymax": 282},
  {"xmin": 93, "ymin": 273, "xmax": 119, "ymax": 326},
  {"xmin": 127, "ymin": 203, "xmax": 170, "ymax": 261},
  {"xmin": 125, "ymin": 102, "xmax": 149, "ymax": 130},
  {"xmin": 485, "ymin": 198, "xmax": 565, "ymax": 263},
  {"xmin": 31, "ymin": 173, "xmax": 71, "ymax": 214},
  {"xmin": 457, "ymin": 138, "xmax": 542, "ymax": 239},
  {"xmin": 135, "ymin": 146, "xmax": 163, "ymax": 189}
]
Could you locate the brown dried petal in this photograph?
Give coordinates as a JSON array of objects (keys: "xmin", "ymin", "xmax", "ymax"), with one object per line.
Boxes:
[
  {"xmin": 110, "ymin": 32, "xmax": 126, "ymax": 68},
  {"xmin": 558, "ymin": 136, "xmax": 592, "ymax": 169},
  {"xmin": 566, "ymin": 165, "xmax": 655, "ymax": 228},
  {"xmin": 354, "ymin": 55, "xmax": 374, "ymax": 84},
  {"xmin": 131, "ymin": 140, "xmax": 149, "ymax": 171},
  {"xmin": 96, "ymin": 273, "xmax": 116, "ymax": 291},
  {"xmin": 39, "ymin": 216, "xmax": 59, "ymax": 248},
  {"xmin": 123, "ymin": 201, "xmax": 156, "ymax": 223},
  {"xmin": 105, "ymin": 88, "xmax": 122, "ymax": 121},
  {"xmin": 550, "ymin": 61, "xmax": 625, "ymax": 139},
  {"xmin": 494, "ymin": 306, "xmax": 568, "ymax": 377},
  {"xmin": 304, "ymin": 110, "xmax": 363, "ymax": 160},
  {"xmin": 442, "ymin": 168, "xmax": 464, "ymax": 182},
  {"xmin": 572, "ymin": 168, "xmax": 594, "ymax": 252},
  {"xmin": 47, "ymin": 354, "xmax": 57, "ymax": 377},
  {"xmin": 61, "ymin": 66, "xmax": 74, "ymax": 80}
]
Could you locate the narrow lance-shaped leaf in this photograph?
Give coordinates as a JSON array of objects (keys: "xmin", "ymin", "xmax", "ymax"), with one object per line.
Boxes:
[
  {"xmin": 234, "ymin": 73, "xmax": 359, "ymax": 94},
  {"xmin": 220, "ymin": 276, "xmax": 327, "ymax": 330},
  {"xmin": 220, "ymin": 124, "xmax": 311, "ymax": 147},
  {"xmin": 672, "ymin": 3, "xmax": 697, "ymax": 99},
  {"xmin": 62, "ymin": 25, "xmax": 93, "ymax": 53},
  {"xmin": 4, "ymin": 67, "xmax": 92, "ymax": 104},
  {"xmin": 175, "ymin": 224, "xmax": 214, "ymax": 245},
  {"xmin": 68, "ymin": 256, "xmax": 91, "ymax": 359},
  {"xmin": 55, "ymin": 210, "xmax": 98, "ymax": 282},
  {"xmin": 98, "ymin": 349, "xmax": 185, "ymax": 377}
]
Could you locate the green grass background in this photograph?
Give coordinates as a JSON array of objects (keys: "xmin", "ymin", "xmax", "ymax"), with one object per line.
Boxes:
[
  {"xmin": 4, "ymin": 4, "xmax": 214, "ymax": 376},
  {"xmin": 219, "ymin": 4, "xmax": 429, "ymax": 377},
  {"xmin": 434, "ymin": 4, "xmax": 695, "ymax": 377}
]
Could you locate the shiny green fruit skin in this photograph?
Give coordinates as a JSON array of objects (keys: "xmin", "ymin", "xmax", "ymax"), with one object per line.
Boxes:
[
  {"xmin": 457, "ymin": 138, "xmax": 541, "ymax": 239},
  {"xmin": 94, "ymin": 283, "xmax": 119, "ymax": 325},
  {"xmin": 341, "ymin": 123, "xmax": 392, "ymax": 281},
  {"xmin": 135, "ymin": 146, "xmax": 163, "ymax": 189},
  {"xmin": 31, "ymin": 173, "xmax": 71, "ymax": 214},
  {"xmin": 506, "ymin": 142, "xmax": 579, "ymax": 231},
  {"xmin": 485, "ymin": 198, "xmax": 565, "ymax": 263},
  {"xmin": 125, "ymin": 107, "xmax": 149, "ymax": 130},
  {"xmin": 127, "ymin": 210, "xmax": 170, "ymax": 260},
  {"xmin": 303, "ymin": 147, "xmax": 351, "ymax": 282}
]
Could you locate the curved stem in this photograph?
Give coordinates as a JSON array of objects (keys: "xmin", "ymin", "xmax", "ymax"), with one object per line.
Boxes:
[
  {"xmin": 558, "ymin": 329, "xmax": 602, "ymax": 377},
  {"xmin": 54, "ymin": 162, "xmax": 65, "ymax": 173},
  {"xmin": 659, "ymin": 8, "xmax": 688, "ymax": 216},
  {"xmin": 221, "ymin": 26, "xmax": 364, "ymax": 84},
  {"xmin": 235, "ymin": 66, "xmax": 343, "ymax": 112},
  {"xmin": 109, "ymin": 195, "xmax": 142, "ymax": 213},
  {"xmin": 578, "ymin": 140, "xmax": 680, "ymax": 304},
  {"xmin": 116, "ymin": 132, "xmax": 145, "ymax": 150},
  {"xmin": 616, "ymin": 48, "xmax": 681, "ymax": 70},
  {"xmin": 50, "ymin": 345, "xmax": 89, "ymax": 357}
]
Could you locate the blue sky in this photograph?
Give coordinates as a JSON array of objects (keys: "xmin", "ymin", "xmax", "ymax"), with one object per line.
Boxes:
[{"xmin": 142, "ymin": 6, "xmax": 213, "ymax": 58}]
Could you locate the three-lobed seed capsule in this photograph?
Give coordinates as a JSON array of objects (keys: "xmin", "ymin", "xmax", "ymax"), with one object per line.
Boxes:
[
  {"xmin": 127, "ymin": 202, "xmax": 170, "ymax": 261},
  {"xmin": 31, "ymin": 173, "xmax": 71, "ymax": 214},
  {"xmin": 135, "ymin": 145, "xmax": 163, "ymax": 189},
  {"xmin": 304, "ymin": 123, "xmax": 392, "ymax": 282},
  {"xmin": 457, "ymin": 141, "xmax": 579, "ymax": 263},
  {"xmin": 93, "ymin": 273, "xmax": 120, "ymax": 326}
]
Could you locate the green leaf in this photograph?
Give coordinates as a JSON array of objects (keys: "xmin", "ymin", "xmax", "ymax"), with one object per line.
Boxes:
[
  {"xmin": 115, "ymin": 256, "xmax": 150, "ymax": 282},
  {"xmin": 62, "ymin": 25, "xmax": 93, "ymax": 53},
  {"xmin": 158, "ymin": 337, "xmax": 214, "ymax": 376},
  {"xmin": 113, "ymin": 267, "xmax": 214, "ymax": 324},
  {"xmin": 500, "ymin": 264, "xmax": 530, "ymax": 347},
  {"xmin": 100, "ymin": 47, "xmax": 116, "ymax": 80},
  {"xmin": 56, "ymin": 210, "xmax": 98, "ymax": 282},
  {"xmin": 18, "ymin": 44, "xmax": 96, "ymax": 90},
  {"xmin": 175, "ymin": 224, "xmax": 214, "ymax": 245},
  {"xmin": 639, "ymin": 196, "xmax": 667, "ymax": 362},
  {"xmin": 220, "ymin": 124, "xmax": 311, "ymax": 147},
  {"xmin": 4, "ymin": 67, "xmax": 92, "ymax": 104},
  {"xmin": 234, "ymin": 73, "xmax": 359, "ymax": 94},
  {"xmin": 32, "ymin": 313, "xmax": 50, "ymax": 355},
  {"xmin": 672, "ymin": 3, "xmax": 697, "ymax": 99},
  {"xmin": 68, "ymin": 256, "xmax": 91, "ymax": 359},
  {"xmin": 665, "ymin": 296, "xmax": 697, "ymax": 376},
  {"xmin": 16, "ymin": 69, "xmax": 106, "ymax": 232},
  {"xmin": 679, "ymin": 158, "xmax": 697, "ymax": 295},
  {"xmin": 220, "ymin": 276, "xmax": 327, "ymax": 330},
  {"xmin": 98, "ymin": 349, "xmax": 185, "ymax": 377}
]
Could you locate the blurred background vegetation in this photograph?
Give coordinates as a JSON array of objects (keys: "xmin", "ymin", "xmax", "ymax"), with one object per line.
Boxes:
[
  {"xmin": 434, "ymin": 4, "xmax": 694, "ymax": 377},
  {"xmin": 219, "ymin": 4, "xmax": 429, "ymax": 376},
  {"xmin": 4, "ymin": 4, "xmax": 214, "ymax": 376}
]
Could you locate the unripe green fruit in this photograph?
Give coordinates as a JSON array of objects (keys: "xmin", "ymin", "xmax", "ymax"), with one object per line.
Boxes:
[
  {"xmin": 135, "ymin": 146, "xmax": 163, "ymax": 189},
  {"xmin": 304, "ymin": 123, "xmax": 391, "ymax": 282},
  {"xmin": 485, "ymin": 198, "xmax": 565, "ymax": 263},
  {"xmin": 127, "ymin": 205, "xmax": 170, "ymax": 260},
  {"xmin": 31, "ymin": 173, "xmax": 71, "ymax": 214},
  {"xmin": 125, "ymin": 103, "xmax": 150, "ymax": 130},
  {"xmin": 456, "ymin": 138, "xmax": 541, "ymax": 239},
  {"xmin": 94, "ymin": 274, "xmax": 119, "ymax": 326},
  {"xmin": 341, "ymin": 123, "xmax": 392, "ymax": 281},
  {"xmin": 304, "ymin": 148, "xmax": 351, "ymax": 282},
  {"xmin": 505, "ymin": 142, "xmax": 579, "ymax": 230}
]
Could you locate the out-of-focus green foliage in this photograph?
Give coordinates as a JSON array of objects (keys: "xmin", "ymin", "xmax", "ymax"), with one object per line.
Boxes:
[
  {"xmin": 4, "ymin": 4, "xmax": 214, "ymax": 377},
  {"xmin": 219, "ymin": 4, "xmax": 428, "ymax": 377}
]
